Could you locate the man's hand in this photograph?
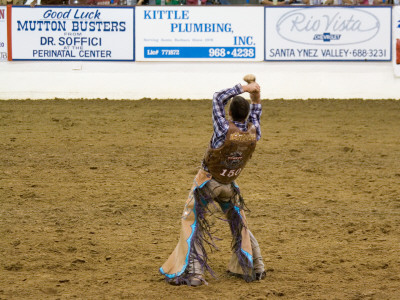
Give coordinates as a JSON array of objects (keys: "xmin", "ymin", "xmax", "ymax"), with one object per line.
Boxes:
[{"xmin": 242, "ymin": 82, "xmax": 260, "ymax": 94}]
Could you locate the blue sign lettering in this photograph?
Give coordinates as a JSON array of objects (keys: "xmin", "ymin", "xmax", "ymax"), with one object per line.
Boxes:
[
  {"xmin": 17, "ymin": 20, "xmax": 66, "ymax": 32},
  {"xmin": 234, "ymin": 36, "xmax": 254, "ymax": 46},
  {"xmin": 144, "ymin": 10, "xmax": 189, "ymax": 20},
  {"xmin": 170, "ymin": 23, "xmax": 231, "ymax": 33}
]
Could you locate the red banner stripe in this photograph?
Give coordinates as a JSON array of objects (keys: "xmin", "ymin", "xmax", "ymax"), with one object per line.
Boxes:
[{"xmin": 7, "ymin": 5, "xmax": 12, "ymax": 61}]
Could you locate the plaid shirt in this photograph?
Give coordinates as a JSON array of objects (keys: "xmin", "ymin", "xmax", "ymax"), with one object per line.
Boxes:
[{"xmin": 210, "ymin": 84, "xmax": 262, "ymax": 149}]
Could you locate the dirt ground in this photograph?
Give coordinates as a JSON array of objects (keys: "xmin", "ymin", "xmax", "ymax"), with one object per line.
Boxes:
[{"xmin": 0, "ymin": 99, "xmax": 400, "ymax": 300}]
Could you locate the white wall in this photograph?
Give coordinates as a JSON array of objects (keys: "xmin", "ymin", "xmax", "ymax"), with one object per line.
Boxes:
[{"xmin": 1, "ymin": 61, "xmax": 399, "ymax": 100}]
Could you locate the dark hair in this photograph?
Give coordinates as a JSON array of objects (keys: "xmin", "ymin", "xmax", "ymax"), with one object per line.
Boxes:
[{"xmin": 229, "ymin": 96, "xmax": 250, "ymax": 122}]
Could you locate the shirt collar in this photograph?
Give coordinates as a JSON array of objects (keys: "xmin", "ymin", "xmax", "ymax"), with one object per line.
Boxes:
[{"xmin": 232, "ymin": 120, "xmax": 248, "ymax": 131}]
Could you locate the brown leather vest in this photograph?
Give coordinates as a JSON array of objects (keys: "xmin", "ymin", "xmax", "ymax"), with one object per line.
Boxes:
[{"xmin": 204, "ymin": 122, "xmax": 257, "ymax": 184}]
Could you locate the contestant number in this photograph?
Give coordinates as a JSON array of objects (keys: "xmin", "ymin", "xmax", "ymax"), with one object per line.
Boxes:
[
  {"xmin": 209, "ymin": 48, "xmax": 226, "ymax": 57},
  {"xmin": 220, "ymin": 168, "xmax": 242, "ymax": 177}
]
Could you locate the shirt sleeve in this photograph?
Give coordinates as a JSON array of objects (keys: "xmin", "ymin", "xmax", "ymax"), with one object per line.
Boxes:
[
  {"xmin": 248, "ymin": 103, "xmax": 262, "ymax": 141},
  {"xmin": 211, "ymin": 84, "xmax": 243, "ymax": 147}
]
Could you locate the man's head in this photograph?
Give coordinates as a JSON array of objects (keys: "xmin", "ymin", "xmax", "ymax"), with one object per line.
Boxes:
[{"xmin": 229, "ymin": 96, "xmax": 250, "ymax": 122}]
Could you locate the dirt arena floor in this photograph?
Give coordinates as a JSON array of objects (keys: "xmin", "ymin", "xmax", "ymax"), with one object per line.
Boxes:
[{"xmin": 1, "ymin": 99, "xmax": 400, "ymax": 300}]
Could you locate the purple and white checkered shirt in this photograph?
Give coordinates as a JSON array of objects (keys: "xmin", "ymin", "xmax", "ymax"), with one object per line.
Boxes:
[{"xmin": 210, "ymin": 83, "xmax": 262, "ymax": 149}]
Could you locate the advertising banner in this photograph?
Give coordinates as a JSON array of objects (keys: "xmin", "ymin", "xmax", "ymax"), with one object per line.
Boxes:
[
  {"xmin": 0, "ymin": 6, "xmax": 7, "ymax": 61},
  {"xmin": 393, "ymin": 6, "xmax": 400, "ymax": 77},
  {"xmin": 265, "ymin": 7, "xmax": 391, "ymax": 61},
  {"xmin": 11, "ymin": 6, "xmax": 134, "ymax": 61},
  {"xmin": 135, "ymin": 7, "xmax": 264, "ymax": 61}
]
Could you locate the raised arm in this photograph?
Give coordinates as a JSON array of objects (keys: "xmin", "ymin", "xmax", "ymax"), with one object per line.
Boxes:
[
  {"xmin": 212, "ymin": 84, "xmax": 243, "ymax": 141},
  {"xmin": 245, "ymin": 81, "xmax": 262, "ymax": 141}
]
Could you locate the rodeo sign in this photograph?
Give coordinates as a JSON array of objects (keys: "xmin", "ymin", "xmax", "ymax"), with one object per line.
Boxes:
[
  {"xmin": 265, "ymin": 7, "xmax": 391, "ymax": 61},
  {"xmin": 0, "ymin": 6, "xmax": 7, "ymax": 61},
  {"xmin": 135, "ymin": 6, "xmax": 264, "ymax": 62},
  {"xmin": 11, "ymin": 6, "xmax": 135, "ymax": 61}
]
